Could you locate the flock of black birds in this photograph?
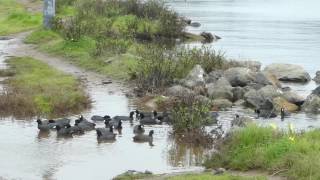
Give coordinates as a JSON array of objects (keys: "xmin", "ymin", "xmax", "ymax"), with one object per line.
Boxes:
[
  {"xmin": 36, "ymin": 110, "xmax": 170, "ymax": 144},
  {"xmin": 36, "ymin": 107, "xmax": 285, "ymax": 144}
]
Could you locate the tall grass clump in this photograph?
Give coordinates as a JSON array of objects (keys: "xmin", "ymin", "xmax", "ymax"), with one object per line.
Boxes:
[
  {"xmin": 132, "ymin": 45, "xmax": 229, "ymax": 92},
  {"xmin": 0, "ymin": 57, "xmax": 91, "ymax": 118},
  {"xmin": 204, "ymin": 124, "xmax": 320, "ymax": 180},
  {"xmin": 169, "ymin": 94, "xmax": 214, "ymax": 146}
]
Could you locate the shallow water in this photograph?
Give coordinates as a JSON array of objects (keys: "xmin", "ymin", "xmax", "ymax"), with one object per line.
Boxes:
[
  {"xmin": 1, "ymin": 0, "xmax": 320, "ymax": 179},
  {"xmin": 0, "ymin": 38, "xmax": 205, "ymax": 180}
]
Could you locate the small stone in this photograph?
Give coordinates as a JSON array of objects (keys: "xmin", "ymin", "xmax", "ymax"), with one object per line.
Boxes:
[
  {"xmin": 102, "ymin": 80, "xmax": 112, "ymax": 85},
  {"xmin": 125, "ymin": 92, "xmax": 134, "ymax": 98},
  {"xmin": 104, "ymin": 60, "xmax": 112, "ymax": 64},
  {"xmin": 213, "ymin": 168, "xmax": 226, "ymax": 175},
  {"xmin": 190, "ymin": 22, "xmax": 201, "ymax": 27},
  {"xmin": 0, "ymin": 36, "xmax": 12, "ymax": 40},
  {"xmin": 281, "ymin": 86, "xmax": 291, "ymax": 91},
  {"xmin": 144, "ymin": 170, "xmax": 153, "ymax": 174}
]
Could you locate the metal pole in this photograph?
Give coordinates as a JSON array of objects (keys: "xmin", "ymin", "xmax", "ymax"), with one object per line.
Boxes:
[{"xmin": 43, "ymin": 0, "xmax": 55, "ymax": 29}]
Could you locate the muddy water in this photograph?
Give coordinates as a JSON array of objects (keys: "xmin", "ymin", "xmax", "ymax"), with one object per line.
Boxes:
[{"xmin": 0, "ymin": 37, "xmax": 205, "ymax": 180}]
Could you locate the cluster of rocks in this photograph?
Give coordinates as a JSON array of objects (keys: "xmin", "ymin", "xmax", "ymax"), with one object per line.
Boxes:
[
  {"xmin": 166, "ymin": 62, "xmax": 320, "ymax": 117},
  {"xmin": 182, "ymin": 18, "xmax": 221, "ymax": 43}
]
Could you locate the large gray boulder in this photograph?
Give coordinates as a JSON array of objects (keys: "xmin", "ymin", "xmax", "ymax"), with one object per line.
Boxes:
[
  {"xmin": 259, "ymin": 85, "xmax": 282, "ymax": 99},
  {"xmin": 235, "ymin": 60, "xmax": 262, "ymax": 72},
  {"xmin": 212, "ymin": 99, "xmax": 233, "ymax": 109},
  {"xmin": 253, "ymin": 72, "xmax": 273, "ymax": 87},
  {"xmin": 283, "ymin": 91, "xmax": 305, "ymax": 106},
  {"xmin": 207, "ymin": 77, "xmax": 233, "ymax": 100},
  {"xmin": 264, "ymin": 63, "xmax": 311, "ymax": 83},
  {"xmin": 224, "ymin": 67, "xmax": 256, "ymax": 87},
  {"xmin": 166, "ymin": 85, "xmax": 195, "ymax": 98},
  {"xmin": 313, "ymin": 71, "xmax": 320, "ymax": 84},
  {"xmin": 244, "ymin": 89, "xmax": 264, "ymax": 109},
  {"xmin": 312, "ymin": 86, "xmax": 320, "ymax": 96},
  {"xmin": 302, "ymin": 95, "xmax": 320, "ymax": 113},
  {"xmin": 181, "ymin": 65, "xmax": 205, "ymax": 88},
  {"xmin": 244, "ymin": 85, "xmax": 281, "ymax": 117},
  {"xmin": 301, "ymin": 86, "xmax": 320, "ymax": 113},
  {"xmin": 244, "ymin": 89, "xmax": 275, "ymax": 107},
  {"xmin": 205, "ymin": 70, "xmax": 224, "ymax": 84},
  {"xmin": 232, "ymin": 87, "xmax": 246, "ymax": 102}
]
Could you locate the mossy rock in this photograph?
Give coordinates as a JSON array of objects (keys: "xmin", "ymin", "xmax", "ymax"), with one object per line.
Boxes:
[
  {"xmin": 273, "ymin": 97, "xmax": 299, "ymax": 112},
  {"xmin": 212, "ymin": 99, "xmax": 233, "ymax": 110}
]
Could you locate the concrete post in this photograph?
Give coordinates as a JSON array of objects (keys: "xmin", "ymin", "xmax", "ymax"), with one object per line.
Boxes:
[{"xmin": 43, "ymin": 0, "xmax": 55, "ymax": 29}]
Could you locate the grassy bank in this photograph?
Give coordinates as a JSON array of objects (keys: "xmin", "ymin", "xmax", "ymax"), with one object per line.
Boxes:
[
  {"xmin": 0, "ymin": 57, "xmax": 90, "ymax": 117},
  {"xmin": 114, "ymin": 172, "xmax": 266, "ymax": 180},
  {"xmin": 24, "ymin": 0, "xmax": 209, "ymax": 81},
  {"xmin": 25, "ymin": 28, "xmax": 138, "ymax": 79},
  {"xmin": 204, "ymin": 124, "xmax": 320, "ymax": 180},
  {"xmin": 0, "ymin": 0, "xmax": 42, "ymax": 35}
]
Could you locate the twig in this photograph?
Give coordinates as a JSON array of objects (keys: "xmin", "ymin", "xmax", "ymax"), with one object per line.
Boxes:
[{"xmin": 271, "ymin": 169, "xmax": 289, "ymax": 176}]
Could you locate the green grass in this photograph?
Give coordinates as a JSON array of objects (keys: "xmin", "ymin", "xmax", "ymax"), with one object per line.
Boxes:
[
  {"xmin": 25, "ymin": 28, "xmax": 61, "ymax": 44},
  {"xmin": 114, "ymin": 172, "xmax": 266, "ymax": 180},
  {"xmin": 25, "ymin": 28, "xmax": 138, "ymax": 79},
  {"xmin": 113, "ymin": 172, "xmax": 153, "ymax": 180},
  {"xmin": 0, "ymin": 57, "xmax": 90, "ymax": 117},
  {"xmin": 204, "ymin": 124, "xmax": 320, "ymax": 180},
  {"xmin": 0, "ymin": 0, "xmax": 42, "ymax": 35},
  {"xmin": 167, "ymin": 173, "xmax": 266, "ymax": 180},
  {"xmin": 22, "ymin": 0, "xmax": 211, "ymax": 83}
]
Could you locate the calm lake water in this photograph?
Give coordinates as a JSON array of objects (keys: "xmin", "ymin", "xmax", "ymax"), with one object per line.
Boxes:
[
  {"xmin": 169, "ymin": 0, "xmax": 320, "ymax": 75},
  {"xmin": 1, "ymin": 0, "xmax": 320, "ymax": 179}
]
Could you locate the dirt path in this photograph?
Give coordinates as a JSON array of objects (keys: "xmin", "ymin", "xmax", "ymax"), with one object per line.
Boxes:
[{"xmin": 3, "ymin": 32, "xmax": 129, "ymax": 97}]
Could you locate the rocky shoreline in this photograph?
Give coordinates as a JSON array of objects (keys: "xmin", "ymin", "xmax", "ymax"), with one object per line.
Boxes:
[{"xmin": 143, "ymin": 60, "xmax": 320, "ymax": 119}]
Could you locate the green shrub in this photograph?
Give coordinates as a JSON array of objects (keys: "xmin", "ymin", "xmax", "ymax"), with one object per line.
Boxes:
[
  {"xmin": 136, "ymin": 19, "xmax": 159, "ymax": 35},
  {"xmin": 57, "ymin": 0, "xmax": 185, "ymax": 42},
  {"xmin": 172, "ymin": 101, "xmax": 211, "ymax": 133},
  {"xmin": 204, "ymin": 124, "xmax": 320, "ymax": 180},
  {"xmin": 133, "ymin": 45, "xmax": 228, "ymax": 91},
  {"xmin": 56, "ymin": 0, "xmax": 76, "ymax": 14},
  {"xmin": 111, "ymin": 15, "xmax": 138, "ymax": 37}
]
